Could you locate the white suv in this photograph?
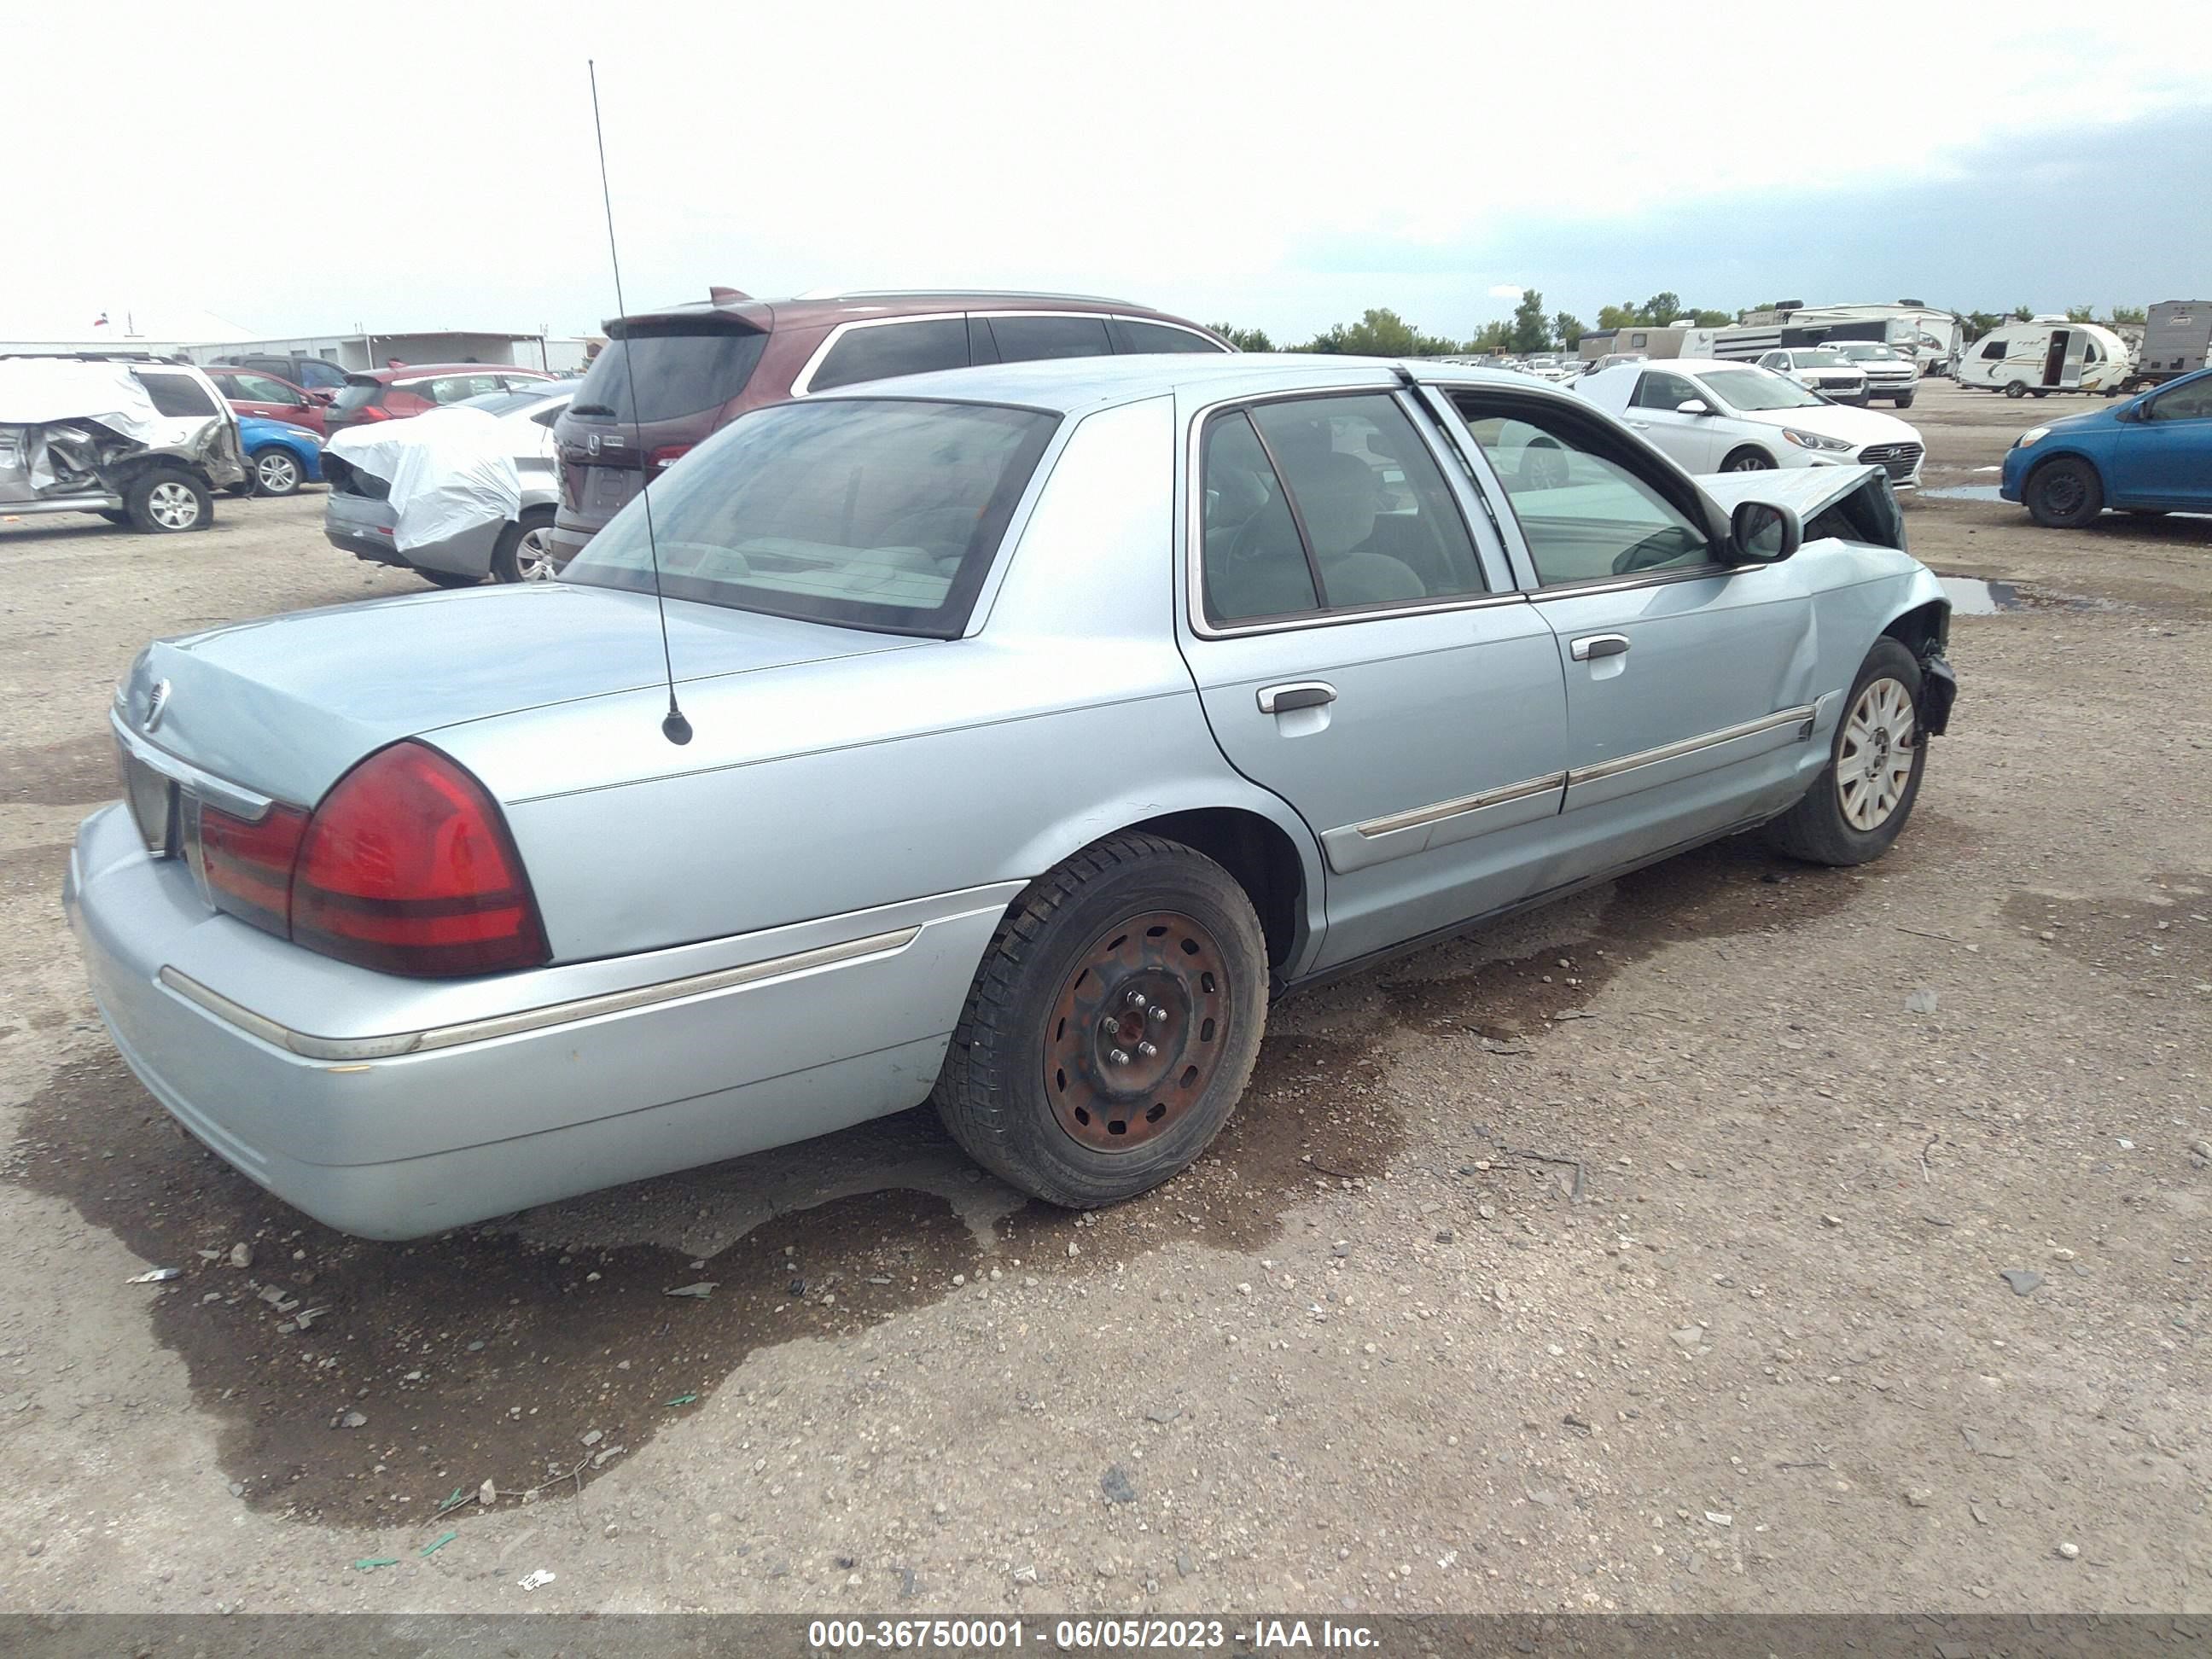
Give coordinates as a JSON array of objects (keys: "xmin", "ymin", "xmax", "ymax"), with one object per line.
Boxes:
[{"xmin": 0, "ymin": 354, "xmax": 247, "ymax": 533}]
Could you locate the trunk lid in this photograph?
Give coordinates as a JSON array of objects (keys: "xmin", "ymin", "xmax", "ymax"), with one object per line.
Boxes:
[{"xmin": 118, "ymin": 584, "xmax": 917, "ymax": 807}]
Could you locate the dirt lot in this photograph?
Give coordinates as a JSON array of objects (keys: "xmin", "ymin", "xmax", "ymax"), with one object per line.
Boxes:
[{"xmin": 1, "ymin": 381, "xmax": 2206, "ymax": 1616}]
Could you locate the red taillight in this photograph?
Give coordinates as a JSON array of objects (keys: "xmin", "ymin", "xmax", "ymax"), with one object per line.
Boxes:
[
  {"xmin": 648, "ymin": 444, "xmax": 692, "ymax": 473},
  {"xmin": 200, "ymin": 801, "xmax": 309, "ymax": 935},
  {"xmin": 356, "ymin": 405, "xmax": 390, "ymax": 422},
  {"xmin": 289, "ymin": 742, "xmax": 549, "ymax": 977}
]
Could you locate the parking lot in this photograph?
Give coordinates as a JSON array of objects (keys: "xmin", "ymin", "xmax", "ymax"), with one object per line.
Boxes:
[{"xmin": 1, "ymin": 377, "xmax": 2206, "ymax": 1615}]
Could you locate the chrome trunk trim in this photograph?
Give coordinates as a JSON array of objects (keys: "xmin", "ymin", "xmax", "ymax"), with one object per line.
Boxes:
[{"xmin": 158, "ymin": 925, "xmax": 924, "ymax": 1063}]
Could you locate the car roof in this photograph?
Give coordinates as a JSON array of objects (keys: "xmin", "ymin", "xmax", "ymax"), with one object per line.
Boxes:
[
  {"xmin": 346, "ymin": 364, "xmax": 557, "ymax": 383},
  {"xmin": 812, "ymin": 353, "xmax": 1554, "ymax": 417},
  {"xmin": 603, "ymin": 289, "xmax": 1223, "ymax": 341}
]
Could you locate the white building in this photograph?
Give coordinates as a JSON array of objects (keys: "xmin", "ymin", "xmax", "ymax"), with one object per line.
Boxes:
[{"xmin": 1, "ymin": 306, "xmax": 596, "ymax": 375}]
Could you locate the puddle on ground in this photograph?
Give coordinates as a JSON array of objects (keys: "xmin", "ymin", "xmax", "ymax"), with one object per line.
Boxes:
[
  {"xmin": 0, "ymin": 733, "xmax": 119, "ymax": 807},
  {"xmin": 1939, "ymin": 576, "xmax": 2024, "ymax": 615},
  {"xmin": 7, "ymin": 825, "xmax": 1941, "ymax": 1528},
  {"xmin": 1921, "ymin": 485, "xmax": 2005, "ymax": 503}
]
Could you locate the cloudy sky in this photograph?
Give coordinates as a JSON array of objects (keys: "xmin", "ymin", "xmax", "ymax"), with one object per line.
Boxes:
[{"xmin": 9, "ymin": 0, "xmax": 2209, "ymax": 345}]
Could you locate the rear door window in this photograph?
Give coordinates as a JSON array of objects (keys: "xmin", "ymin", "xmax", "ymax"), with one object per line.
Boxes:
[
  {"xmin": 230, "ymin": 373, "xmax": 301, "ymax": 404},
  {"xmin": 1199, "ymin": 393, "xmax": 1485, "ymax": 626},
  {"xmin": 806, "ymin": 318, "xmax": 971, "ymax": 393},
  {"xmin": 984, "ymin": 314, "xmax": 1115, "ymax": 363},
  {"xmin": 1629, "ymin": 371, "xmax": 1699, "ymax": 410},
  {"xmin": 1111, "ymin": 318, "xmax": 1225, "ymax": 355},
  {"xmin": 132, "ymin": 372, "xmax": 218, "ymax": 417}
]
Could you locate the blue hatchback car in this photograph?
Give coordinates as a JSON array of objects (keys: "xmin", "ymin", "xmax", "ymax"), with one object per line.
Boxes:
[
  {"xmin": 236, "ymin": 415, "xmax": 324, "ymax": 498},
  {"xmin": 2000, "ymin": 365, "xmax": 2212, "ymax": 527}
]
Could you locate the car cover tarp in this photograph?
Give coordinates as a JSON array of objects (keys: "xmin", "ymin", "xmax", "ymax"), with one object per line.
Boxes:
[{"xmin": 327, "ymin": 408, "xmax": 521, "ymax": 553}]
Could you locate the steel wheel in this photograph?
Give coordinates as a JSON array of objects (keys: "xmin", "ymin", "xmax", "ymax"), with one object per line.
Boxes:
[
  {"xmin": 1042, "ymin": 909, "xmax": 1230, "ymax": 1152},
  {"xmin": 147, "ymin": 480, "xmax": 201, "ymax": 529},
  {"xmin": 515, "ymin": 523, "xmax": 557, "ymax": 580},
  {"xmin": 1836, "ymin": 676, "xmax": 1917, "ymax": 831},
  {"xmin": 2039, "ymin": 469, "xmax": 2087, "ymax": 519},
  {"xmin": 254, "ymin": 451, "xmax": 301, "ymax": 496}
]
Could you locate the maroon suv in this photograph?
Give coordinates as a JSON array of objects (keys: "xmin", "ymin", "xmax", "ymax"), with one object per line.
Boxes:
[
  {"xmin": 324, "ymin": 364, "xmax": 558, "ymax": 436},
  {"xmin": 549, "ymin": 289, "xmax": 1228, "ymax": 564}
]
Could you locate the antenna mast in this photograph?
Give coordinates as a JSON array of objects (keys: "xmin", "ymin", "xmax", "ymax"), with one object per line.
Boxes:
[{"xmin": 588, "ymin": 60, "xmax": 691, "ymax": 746}]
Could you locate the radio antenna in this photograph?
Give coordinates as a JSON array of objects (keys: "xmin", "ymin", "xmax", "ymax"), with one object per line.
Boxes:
[{"xmin": 588, "ymin": 60, "xmax": 691, "ymax": 746}]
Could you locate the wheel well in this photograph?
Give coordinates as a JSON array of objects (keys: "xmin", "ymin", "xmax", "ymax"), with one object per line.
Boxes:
[
  {"xmin": 1721, "ymin": 444, "xmax": 1771, "ymax": 467},
  {"xmin": 1130, "ymin": 807, "xmax": 1306, "ymax": 969},
  {"xmin": 1882, "ymin": 598, "xmax": 1949, "ymax": 659},
  {"xmin": 2023, "ymin": 450, "xmax": 2098, "ymax": 492}
]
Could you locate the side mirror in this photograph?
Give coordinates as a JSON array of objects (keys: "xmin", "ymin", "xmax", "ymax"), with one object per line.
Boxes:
[
  {"xmin": 1731, "ymin": 498, "xmax": 1801, "ymax": 563},
  {"xmin": 1674, "ymin": 399, "xmax": 1712, "ymax": 416}
]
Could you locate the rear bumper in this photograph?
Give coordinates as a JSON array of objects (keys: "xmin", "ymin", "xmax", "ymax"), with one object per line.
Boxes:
[
  {"xmin": 546, "ymin": 513, "xmax": 598, "ymax": 572},
  {"xmin": 65, "ymin": 801, "xmax": 1011, "ymax": 1238}
]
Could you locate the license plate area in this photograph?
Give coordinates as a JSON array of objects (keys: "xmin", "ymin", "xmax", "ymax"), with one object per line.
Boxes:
[
  {"xmin": 586, "ymin": 465, "xmax": 637, "ymax": 512},
  {"xmin": 119, "ymin": 744, "xmax": 179, "ymax": 858}
]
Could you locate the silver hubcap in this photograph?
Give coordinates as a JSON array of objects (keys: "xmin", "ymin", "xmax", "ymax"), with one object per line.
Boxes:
[
  {"xmin": 258, "ymin": 455, "xmax": 297, "ymax": 492},
  {"xmin": 516, "ymin": 527, "xmax": 556, "ymax": 581},
  {"xmin": 1837, "ymin": 677, "xmax": 1917, "ymax": 831},
  {"xmin": 148, "ymin": 481, "xmax": 198, "ymax": 528}
]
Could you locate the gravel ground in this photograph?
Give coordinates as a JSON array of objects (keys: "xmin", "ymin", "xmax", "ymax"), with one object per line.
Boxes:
[{"xmin": 0, "ymin": 381, "xmax": 2206, "ymax": 1615}]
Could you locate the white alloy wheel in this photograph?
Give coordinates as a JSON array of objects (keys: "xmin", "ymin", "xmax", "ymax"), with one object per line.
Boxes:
[
  {"xmin": 148, "ymin": 480, "xmax": 201, "ymax": 528},
  {"xmin": 1837, "ymin": 676, "xmax": 1917, "ymax": 831},
  {"xmin": 515, "ymin": 523, "xmax": 557, "ymax": 580},
  {"xmin": 255, "ymin": 451, "xmax": 301, "ymax": 495}
]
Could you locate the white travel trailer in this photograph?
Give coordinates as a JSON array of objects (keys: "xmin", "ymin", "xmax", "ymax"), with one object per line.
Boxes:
[
  {"xmin": 1685, "ymin": 306, "xmax": 1960, "ymax": 375},
  {"xmin": 1954, "ymin": 318, "xmax": 2133, "ymax": 398}
]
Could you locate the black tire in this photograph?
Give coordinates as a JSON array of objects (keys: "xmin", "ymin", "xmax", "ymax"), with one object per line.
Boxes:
[
  {"xmin": 933, "ymin": 833, "xmax": 1268, "ymax": 1209},
  {"xmin": 1766, "ymin": 637, "xmax": 1927, "ymax": 868},
  {"xmin": 2127, "ymin": 508, "xmax": 2170, "ymax": 518},
  {"xmin": 125, "ymin": 467, "xmax": 212, "ymax": 533},
  {"xmin": 2024, "ymin": 457, "xmax": 2104, "ymax": 529},
  {"xmin": 1720, "ymin": 445, "xmax": 1774, "ymax": 472},
  {"xmin": 417, "ymin": 568, "xmax": 480, "ymax": 589},
  {"xmin": 1892, "ymin": 393, "xmax": 1915, "ymax": 409},
  {"xmin": 2004, "ymin": 381, "xmax": 2028, "ymax": 399},
  {"xmin": 96, "ymin": 509, "xmax": 130, "ymax": 525},
  {"xmin": 2030, "ymin": 389, "xmax": 2049, "ymax": 399},
  {"xmin": 490, "ymin": 508, "xmax": 558, "ymax": 584},
  {"xmin": 251, "ymin": 448, "xmax": 304, "ymax": 498}
]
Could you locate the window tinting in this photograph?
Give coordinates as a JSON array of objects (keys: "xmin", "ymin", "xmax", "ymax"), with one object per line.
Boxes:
[
  {"xmin": 562, "ymin": 399, "xmax": 1057, "ymax": 637},
  {"xmin": 1452, "ymin": 395, "xmax": 1714, "ymax": 587},
  {"xmin": 295, "ymin": 359, "xmax": 347, "ymax": 388},
  {"xmin": 1629, "ymin": 371, "xmax": 1699, "ymax": 410},
  {"xmin": 1981, "ymin": 338, "xmax": 2007, "ymax": 359},
  {"xmin": 808, "ymin": 318, "xmax": 969, "ymax": 392},
  {"xmin": 230, "ymin": 373, "xmax": 300, "ymax": 403},
  {"xmin": 132, "ymin": 372, "xmax": 218, "ymax": 417},
  {"xmin": 1114, "ymin": 319, "xmax": 1225, "ymax": 355},
  {"xmin": 1200, "ymin": 414, "xmax": 1317, "ymax": 624},
  {"xmin": 986, "ymin": 314, "xmax": 1114, "ymax": 363},
  {"xmin": 569, "ymin": 327, "xmax": 769, "ymax": 423},
  {"xmin": 330, "ymin": 378, "xmax": 382, "ymax": 414}
]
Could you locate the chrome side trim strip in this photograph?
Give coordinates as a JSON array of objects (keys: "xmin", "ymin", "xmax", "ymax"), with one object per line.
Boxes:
[
  {"xmin": 110, "ymin": 709, "xmax": 279, "ymax": 822},
  {"xmin": 159, "ymin": 925, "xmax": 923, "ymax": 1063},
  {"xmin": 1567, "ymin": 704, "xmax": 1818, "ymax": 787},
  {"xmin": 1356, "ymin": 771, "xmax": 1568, "ymax": 839}
]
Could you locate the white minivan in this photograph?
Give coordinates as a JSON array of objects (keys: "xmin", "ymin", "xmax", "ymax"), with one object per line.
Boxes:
[{"xmin": 1576, "ymin": 358, "xmax": 1925, "ymax": 487}]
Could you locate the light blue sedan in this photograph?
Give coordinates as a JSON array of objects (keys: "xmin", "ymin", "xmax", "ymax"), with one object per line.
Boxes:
[{"xmin": 67, "ymin": 356, "xmax": 1958, "ymax": 1238}]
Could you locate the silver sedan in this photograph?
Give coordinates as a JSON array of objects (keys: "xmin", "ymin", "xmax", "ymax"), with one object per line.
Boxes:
[{"xmin": 67, "ymin": 356, "xmax": 1957, "ymax": 1238}]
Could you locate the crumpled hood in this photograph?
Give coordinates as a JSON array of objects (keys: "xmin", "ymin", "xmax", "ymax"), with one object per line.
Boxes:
[
  {"xmin": 117, "ymin": 583, "xmax": 918, "ymax": 806},
  {"xmin": 1699, "ymin": 463, "xmax": 1905, "ymax": 550}
]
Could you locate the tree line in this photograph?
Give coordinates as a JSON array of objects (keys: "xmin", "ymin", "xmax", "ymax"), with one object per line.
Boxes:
[{"xmin": 1213, "ymin": 294, "xmax": 2155, "ymax": 357}]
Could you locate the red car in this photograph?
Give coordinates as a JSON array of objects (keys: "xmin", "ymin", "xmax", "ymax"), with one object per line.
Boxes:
[
  {"xmin": 324, "ymin": 364, "xmax": 558, "ymax": 437},
  {"xmin": 203, "ymin": 366, "xmax": 332, "ymax": 436},
  {"xmin": 550, "ymin": 288, "xmax": 1230, "ymax": 563}
]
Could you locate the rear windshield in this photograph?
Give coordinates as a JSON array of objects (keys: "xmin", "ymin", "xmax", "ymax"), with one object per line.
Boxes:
[
  {"xmin": 568, "ymin": 327, "xmax": 767, "ymax": 425},
  {"xmin": 331, "ymin": 378, "xmax": 383, "ymax": 414},
  {"xmin": 461, "ymin": 389, "xmax": 553, "ymax": 416},
  {"xmin": 562, "ymin": 398, "xmax": 1058, "ymax": 637}
]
